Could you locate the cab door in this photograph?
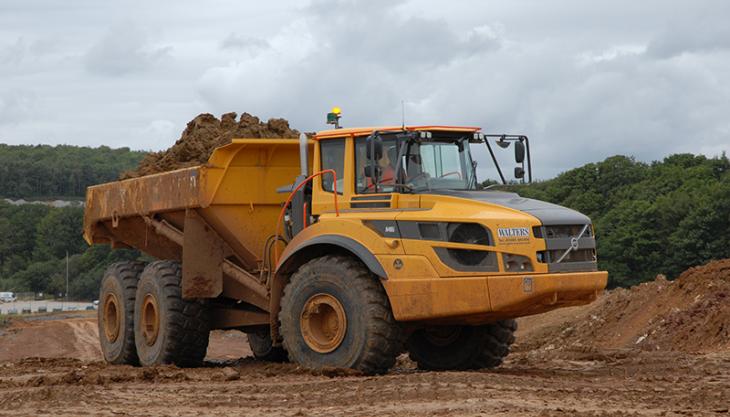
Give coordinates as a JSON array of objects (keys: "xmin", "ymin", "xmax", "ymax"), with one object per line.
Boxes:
[
  {"xmin": 350, "ymin": 134, "xmax": 420, "ymax": 211},
  {"xmin": 311, "ymin": 135, "xmax": 350, "ymax": 216}
]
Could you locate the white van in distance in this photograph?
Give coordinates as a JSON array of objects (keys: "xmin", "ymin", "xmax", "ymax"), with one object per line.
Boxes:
[{"xmin": 0, "ymin": 292, "xmax": 17, "ymax": 303}]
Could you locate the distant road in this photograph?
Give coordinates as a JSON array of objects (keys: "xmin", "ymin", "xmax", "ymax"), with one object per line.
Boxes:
[
  {"xmin": 3, "ymin": 198, "xmax": 84, "ymax": 208},
  {"xmin": 0, "ymin": 300, "xmax": 93, "ymax": 314}
]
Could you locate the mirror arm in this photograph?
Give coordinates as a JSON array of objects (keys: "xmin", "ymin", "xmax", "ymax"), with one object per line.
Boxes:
[{"xmin": 522, "ymin": 136, "xmax": 533, "ymax": 183}]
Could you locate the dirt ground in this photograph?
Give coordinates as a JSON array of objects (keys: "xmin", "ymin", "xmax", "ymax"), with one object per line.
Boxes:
[
  {"xmin": 1, "ymin": 310, "xmax": 729, "ymax": 416},
  {"xmin": 2, "ymin": 260, "xmax": 730, "ymax": 416}
]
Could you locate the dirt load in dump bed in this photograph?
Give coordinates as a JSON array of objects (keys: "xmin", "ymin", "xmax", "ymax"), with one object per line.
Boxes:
[
  {"xmin": 516, "ymin": 258, "xmax": 730, "ymax": 354},
  {"xmin": 121, "ymin": 112, "xmax": 301, "ymax": 179}
]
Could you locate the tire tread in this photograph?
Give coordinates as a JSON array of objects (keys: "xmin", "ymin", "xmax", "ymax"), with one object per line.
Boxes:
[
  {"xmin": 99, "ymin": 261, "xmax": 146, "ymax": 365},
  {"xmin": 136, "ymin": 260, "xmax": 210, "ymax": 367},
  {"xmin": 408, "ymin": 319, "xmax": 517, "ymax": 371},
  {"xmin": 279, "ymin": 255, "xmax": 402, "ymax": 374}
]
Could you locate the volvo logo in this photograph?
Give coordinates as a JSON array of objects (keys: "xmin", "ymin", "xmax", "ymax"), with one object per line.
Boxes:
[
  {"xmin": 570, "ymin": 237, "xmax": 580, "ymax": 251},
  {"xmin": 556, "ymin": 224, "xmax": 590, "ymax": 264}
]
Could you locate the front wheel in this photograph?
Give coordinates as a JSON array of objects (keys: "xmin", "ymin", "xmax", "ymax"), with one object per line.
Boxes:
[
  {"xmin": 279, "ymin": 255, "xmax": 402, "ymax": 374},
  {"xmin": 407, "ymin": 320, "xmax": 517, "ymax": 371}
]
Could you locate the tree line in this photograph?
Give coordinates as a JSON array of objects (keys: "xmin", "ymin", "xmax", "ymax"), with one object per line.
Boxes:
[{"xmin": 0, "ymin": 144, "xmax": 144, "ymax": 198}]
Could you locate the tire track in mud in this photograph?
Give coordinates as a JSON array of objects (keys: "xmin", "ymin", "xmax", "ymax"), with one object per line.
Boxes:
[{"xmin": 66, "ymin": 319, "xmax": 101, "ymax": 362}]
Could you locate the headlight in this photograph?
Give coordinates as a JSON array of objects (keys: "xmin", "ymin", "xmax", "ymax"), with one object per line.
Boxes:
[{"xmin": 502, "ymin": 254, "xmax": 533, "ymax": 272}]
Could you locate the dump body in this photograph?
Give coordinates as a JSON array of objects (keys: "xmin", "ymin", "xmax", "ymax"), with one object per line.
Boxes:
[{"xmin": 84, "ymin": 139, "xmax": 309, "ymax": 271}]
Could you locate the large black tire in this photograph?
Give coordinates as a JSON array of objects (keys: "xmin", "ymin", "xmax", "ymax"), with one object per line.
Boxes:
[
  {"xmin": 407, "ymin": 320, "xmax": 517, "ymax": 371},
  {"xmin": 279, "ymin": 255, "xmax": 402, "ymax": 374},
  {"xmin": 134, "ymin": 260, "xmax": 210, "ymax": 367},
  {"xmin": 246, "ymin": 330, "xmax": 288, "ymax": 362},
  {"xmin": 98, "ymin": 261, "xmax": 146, "ymax": 365}
]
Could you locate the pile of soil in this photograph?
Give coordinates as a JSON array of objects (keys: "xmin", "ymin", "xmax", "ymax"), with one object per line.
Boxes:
[
  {"xmin": 516, "ymin": 259, "xmax": 730, "ymax": 353},
  {"xmin": 121, "ymin": 112, "xmax": 301, "ymax": 179}
]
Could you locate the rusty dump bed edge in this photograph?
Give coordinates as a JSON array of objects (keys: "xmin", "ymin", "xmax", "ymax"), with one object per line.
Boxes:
[{"xmin": 83, "ymin": 167, "xmax": 204, "ymax": 244}]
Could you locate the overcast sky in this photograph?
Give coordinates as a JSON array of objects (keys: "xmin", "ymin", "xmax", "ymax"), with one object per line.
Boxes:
[{"xmin": 1, "ymin": 0, "xmax": 729, "ymax": 180}]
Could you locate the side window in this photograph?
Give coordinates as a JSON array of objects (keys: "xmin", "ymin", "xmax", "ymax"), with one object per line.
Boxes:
[
  {"xmin": 355, "ymin": 137, "xmax": 368, "ymax": 193},
  {"xmin": 355, "ymin": 136, "xmax": 398, "ymax": 194},
  {"xmin": 320, "ymin": 138, "xmax": 345, "ymax": 194}
]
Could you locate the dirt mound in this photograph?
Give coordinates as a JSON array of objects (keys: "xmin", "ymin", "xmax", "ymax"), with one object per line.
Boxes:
[
  {"xmin": 0, "ymin": 316, "xmax": 101, "ymax": 362},
  {"xmin": 121, "ymin": 112, "xmax": 301, "ymax": 179},
  {"xmin": 0, "ymin": 313, "xmax": 252, "ymax": 363},
  {"xmin": 517, "ymin": 259, "xmax": 730, "ymax": 353}
]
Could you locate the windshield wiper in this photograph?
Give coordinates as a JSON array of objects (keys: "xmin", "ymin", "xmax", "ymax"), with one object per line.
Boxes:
[{"xmin": 467, "ymin": 151, "xmax": 478, "ymax": 190}]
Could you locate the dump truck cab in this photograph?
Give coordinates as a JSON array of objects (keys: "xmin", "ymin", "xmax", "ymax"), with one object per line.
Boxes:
[{"xmin": 277, "ymin": 126, "xmax": 606, "ymax": 324}]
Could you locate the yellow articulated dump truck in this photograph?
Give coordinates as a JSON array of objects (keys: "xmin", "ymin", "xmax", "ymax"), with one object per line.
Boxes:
[{"xmin": 84, "ymin": 115, "xmax": 607, "ymax": 374}]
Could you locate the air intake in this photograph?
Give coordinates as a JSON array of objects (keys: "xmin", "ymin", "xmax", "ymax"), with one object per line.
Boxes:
[{"xmin": 447, "ymin": 223, "xmax": 492, "ymax": 266}]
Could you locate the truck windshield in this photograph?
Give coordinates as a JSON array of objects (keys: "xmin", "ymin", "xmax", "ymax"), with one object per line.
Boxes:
[{"xmin": 355, "ymin": 134, "xmax": 476, "ymax": 194}]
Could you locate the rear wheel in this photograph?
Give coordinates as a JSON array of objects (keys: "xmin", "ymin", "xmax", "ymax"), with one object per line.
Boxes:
[
  {"xmin": 407, "ymin": 320, "xmax": 517, "ymax": 371},
  {"xmin": 279, "ymin": 255, "xmax": 402, "ymax": 374},
  {"xmin": 134, "ymin": 260, "xmax": 210, "ymax": 367},
  {"xmin": 98, "ymin": 261, "xmax": 146, "ymax": 365},
  {"xmin": 247, "ymin": 330, "xmax": 288, "ymax": 362}
]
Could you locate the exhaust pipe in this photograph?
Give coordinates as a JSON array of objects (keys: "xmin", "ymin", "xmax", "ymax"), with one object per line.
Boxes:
[{"xmin": 299, "ymin": 133, "xmax": 308, "ymax": 177}]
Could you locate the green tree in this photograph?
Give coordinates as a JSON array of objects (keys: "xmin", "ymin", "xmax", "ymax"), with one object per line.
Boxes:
[
  {"xmin": 33, "ymin": 207, "xmax": 86, "ymax": 260},
  {"xmin": 9, "ymin": 259, "xmax": 63, "ymax": 293}
]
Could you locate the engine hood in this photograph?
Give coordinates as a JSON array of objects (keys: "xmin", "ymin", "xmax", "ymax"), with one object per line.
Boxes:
[{"xmin": 427, "ymin": 190, "xmax": 591, "ymax": 226}]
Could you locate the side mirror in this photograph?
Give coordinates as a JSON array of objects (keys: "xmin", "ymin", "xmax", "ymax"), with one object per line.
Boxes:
[
  {"xmin": 514, "ymin": 166, "xmax": 525, "ymax": 179},
  {"xmin": 363, "ymin": 165, "xmax": 381, "ymax": 179},
  {"xmin": 514, "ymin": 141, "xmax": 525, "ymax": 163},
  {"xmin": 366, "ymin": 135, "xmax": 383, "ymax": 160}
]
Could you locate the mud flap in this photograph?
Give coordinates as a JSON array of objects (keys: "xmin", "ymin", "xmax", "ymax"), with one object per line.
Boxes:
[{"xmin": 182, "ymin": 210, "xmax": 224, "ymax": 299}]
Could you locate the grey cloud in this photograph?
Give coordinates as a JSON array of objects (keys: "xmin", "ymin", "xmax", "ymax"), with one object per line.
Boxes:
[
  {"xmin": 303, "ymin": 0, "xmax": 502, "ymax": 70},
  {"xmin": 84, "ymin": 24, "xmax": 171, "ymax": 76},
  {"xmin": 196, "ymin": 0, "xmax": 506, "ymax": 136},
  {"xmin": 220, "ymin": 33, "xmax": 269, "ymax": 53},
  {"xmin": 646, "ymin": 18, "xmax": 730, "ymax": 59},
  {"xmin": 0, "ymin": 37, "xmax": 28, "ymax": 66},
  {"xmin": 0, "ymin": 90, "xmax": 35, "ymax": 125}
]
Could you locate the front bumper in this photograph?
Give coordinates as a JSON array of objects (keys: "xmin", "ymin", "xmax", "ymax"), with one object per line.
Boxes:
[{"xmin": 383, "ymin": 271, "xmax": 607, "ymax": 324}]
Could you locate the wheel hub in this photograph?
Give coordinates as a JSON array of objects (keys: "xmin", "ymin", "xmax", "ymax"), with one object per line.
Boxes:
[
  {"xmin": 102, "ymin": 293, "xmax": 121, "ymax": 343},
  {"xmin": 140, "ymin": 294, "xmax": 160, "ymax": 346},
  {"xmin": 300, "ymin": 293, "xmax": 347, "ymax": 353}
]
